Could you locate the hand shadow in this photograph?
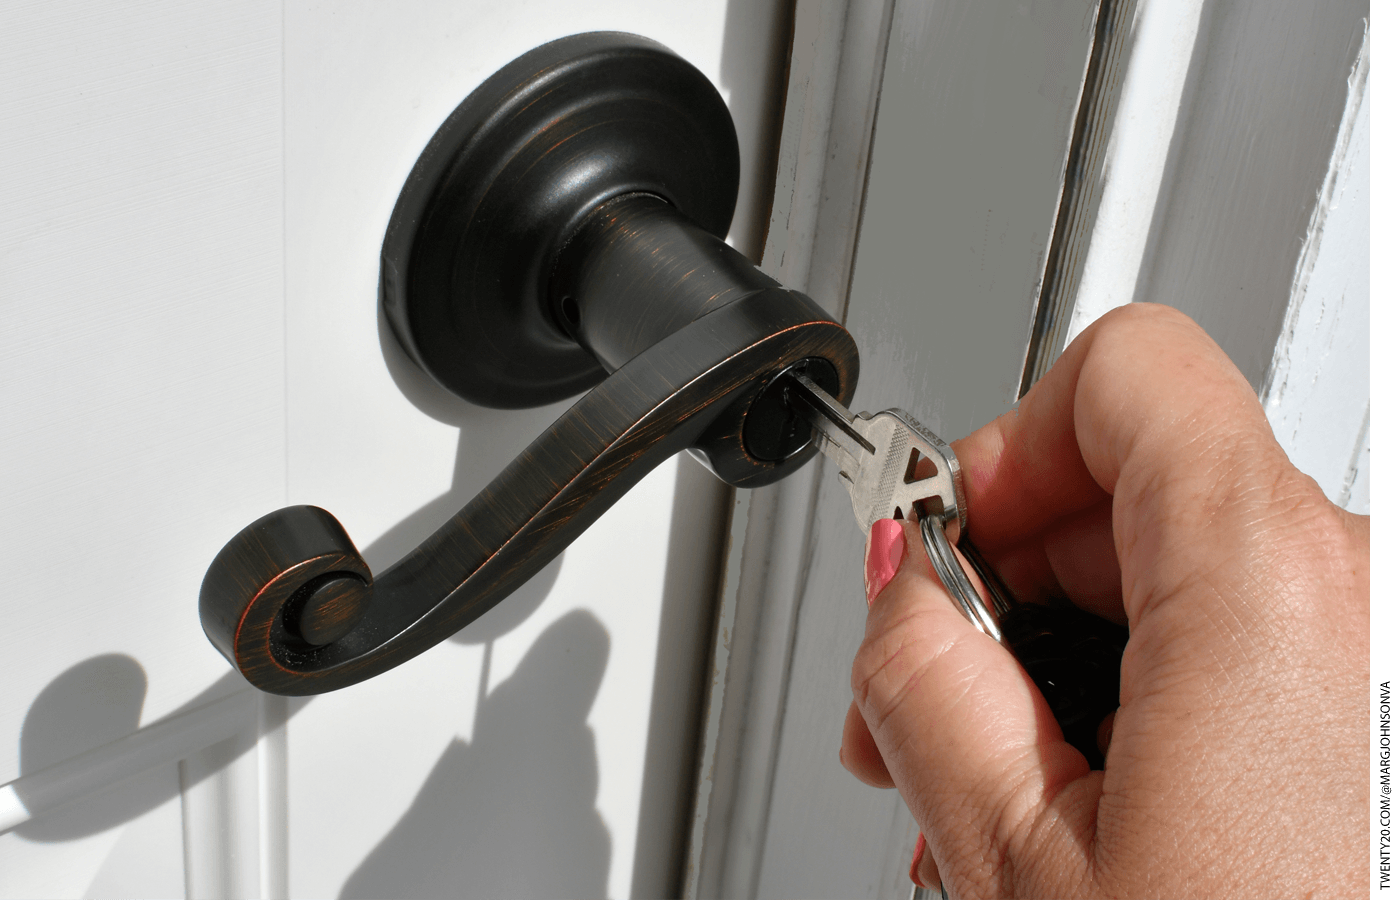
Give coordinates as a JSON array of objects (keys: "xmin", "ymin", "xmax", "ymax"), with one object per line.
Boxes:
[{"xmin": 339, "ymin": 609, "xmax": 612, "ymax": 899}]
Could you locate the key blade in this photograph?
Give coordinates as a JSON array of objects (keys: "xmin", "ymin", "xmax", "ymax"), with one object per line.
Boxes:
[
  {"xmin": 784, "ymin": 373, "xmax": 873, "ymax": 452},
  {"xmin": 782, "ymin": 373, "xmax": 873, "ymax": 477}
]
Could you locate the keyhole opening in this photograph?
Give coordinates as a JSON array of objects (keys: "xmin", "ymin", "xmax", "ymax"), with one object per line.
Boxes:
[{"xmin": 561, "ymin": 295, "xmax": 580, "ymax": 328}]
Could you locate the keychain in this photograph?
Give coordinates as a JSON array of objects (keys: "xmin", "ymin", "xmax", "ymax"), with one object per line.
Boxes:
[{"xmin": 783, "ymin": 371, "xmax": 1127, "ymax": 768}]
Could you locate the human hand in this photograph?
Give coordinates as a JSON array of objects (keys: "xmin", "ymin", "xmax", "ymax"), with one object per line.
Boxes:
[{"xmin": 839, "ymin": 304, "xmax": 1369, "ymax": 898}]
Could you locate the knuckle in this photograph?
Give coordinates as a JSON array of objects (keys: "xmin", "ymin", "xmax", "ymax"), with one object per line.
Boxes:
[
  {"xmin": 850, "ymin": 610, "xmax": 933, "ymax": 715},
  {"xmin": 1092, "ymin": 300, "xmax": 1192, "ymax": 335},
  {"xmin": 1098, "ymin": 301, "xmax": 1197, "ymax": 334},
  {"xmin": 1090, "ymin": 303, "xmax": 1222, "ymax": 378},
  {"xmin": 850, "ymin": 609, "xmax": 977, "ymax": 731}
]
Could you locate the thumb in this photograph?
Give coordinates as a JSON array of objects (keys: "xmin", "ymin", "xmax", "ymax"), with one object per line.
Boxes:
[{"xmin": 854, "ymin": 518, "xmax": 1100, "ymax": 898}]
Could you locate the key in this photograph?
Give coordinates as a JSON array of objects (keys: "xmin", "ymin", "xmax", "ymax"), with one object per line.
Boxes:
[
  {"xmin": 781, "ymin": 370, "xmax": 1127, "ymax": 769},
  {"xmin": 782, "ymin": 372, "xmax": 1001, "ymax": 638},
  {"xmin": 782, "ymin": 372, "xmax": 967, "ymax": 541}
]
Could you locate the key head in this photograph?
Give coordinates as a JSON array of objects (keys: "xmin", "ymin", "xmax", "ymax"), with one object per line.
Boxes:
[{"xmin": 848, "ymin": 412, "xmax": 966, "ymax": 539}]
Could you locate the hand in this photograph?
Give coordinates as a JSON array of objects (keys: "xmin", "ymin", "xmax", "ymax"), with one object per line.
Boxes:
[{"xmin": 839, "ymin": 304, "xmax": 1369, "ymax": 898}]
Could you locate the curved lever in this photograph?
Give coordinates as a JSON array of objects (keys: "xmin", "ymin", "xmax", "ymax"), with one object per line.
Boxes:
[
  {"xmin": 199, "ymin": 35, "xmax": 860, "ymax": 695},
  {"xmin": 202, "ymin": 279, "xmax": 852, "ymax": 694}
]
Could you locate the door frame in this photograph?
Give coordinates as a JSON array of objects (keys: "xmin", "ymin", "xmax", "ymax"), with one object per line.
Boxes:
[{"xmin": 685, "ymin": 0, "xmax": 1369, "ymax": 894}]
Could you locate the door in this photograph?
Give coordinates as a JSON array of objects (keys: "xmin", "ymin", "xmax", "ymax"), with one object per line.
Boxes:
[
  {"xmin": 685, "ymin": 0, "xmax": 1369, "ymax": 896},
  {"xmin": 0, "ymin": 3, "xmax": 791, "ymax": 897}
]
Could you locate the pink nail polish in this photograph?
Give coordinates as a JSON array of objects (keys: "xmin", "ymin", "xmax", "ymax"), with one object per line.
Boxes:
[
  {"xmin": 910, "ymin": 832, "xmax": 927, "ymax": 888},
  {"xmin": 865, "ymin": 518, "xmax": 905, "ymax": 605}
]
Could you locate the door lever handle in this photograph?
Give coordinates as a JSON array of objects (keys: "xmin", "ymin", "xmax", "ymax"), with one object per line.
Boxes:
[{"xmin": 199, "ymin": 33, "xmax": 859, "ymax": 695}]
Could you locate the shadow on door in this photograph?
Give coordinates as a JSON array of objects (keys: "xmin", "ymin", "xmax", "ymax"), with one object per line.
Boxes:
[
  {"xmin": 339, "ymin": 609, "xmax": 611, "ymax": 899},
  {"xmin": 14, "ymin": 658, "xmax": 287, "ymax": 842}
]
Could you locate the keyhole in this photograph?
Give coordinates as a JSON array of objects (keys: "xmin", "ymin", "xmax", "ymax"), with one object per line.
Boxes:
[{"xmin": 561, "ymin": 295, "xmax": 580, "ymax": 328}]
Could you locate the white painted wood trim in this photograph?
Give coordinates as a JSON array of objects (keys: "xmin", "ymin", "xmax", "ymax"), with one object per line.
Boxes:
[
  {"xmin": 683, "ymin": 2, "xmax": 895, "ymax": 895},
  {"xmin": 690, "ymin": 0, "xmax": 1370, "ymax": 893},
  {"xmin": 0, "ymin": 686, "xmax": 293, "ymax": 899},
  {"xmin": 1126, "ymin": 0, "xmax": 1368, "ymax": 387},
  {"xmin": 1062, "ymin": 0, "xmax": 1370, "ymax": 510},
  {"xmin": 760, "ymin": 2, "xmax": 845, "ymax": 298},
  {"xmin": 763, "ymin": 0, "xmax": 895, "ymax": 315},
  {"xmin": 0, "ymin": 690, "xmax": 255, "ymax": 834},
  {"xmin": 1261, "ymin": 31, "xmax": 1370, "ymax": 512},
  {"xmin": 181, "ymin": 734, "xmax": 262, "ymax": 899},
  {"xmin": 682, "ymin": 488, "xmax": 749, "ymax": 899},
  {"xmin": 1022, "ymin": 0, "xmax": 1137, "ymax": 388},
  {"xmin": 256, "ymin": 694, "xmax": 291, "ymax": 900},
  {"xmin": 1063, "ymin": 0, "xmax": 1205, "ymax": 346}
]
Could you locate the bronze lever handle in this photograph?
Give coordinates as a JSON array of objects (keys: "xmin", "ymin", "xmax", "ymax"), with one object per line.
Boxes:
[{"xmin": 199, "ymin": 33, "xmax": 859, "ymax": 695}]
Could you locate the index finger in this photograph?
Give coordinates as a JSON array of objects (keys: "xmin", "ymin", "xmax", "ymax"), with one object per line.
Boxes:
[{"xmin": 952, "ymin": 303, "xmax": 1276, "ymax": 554}]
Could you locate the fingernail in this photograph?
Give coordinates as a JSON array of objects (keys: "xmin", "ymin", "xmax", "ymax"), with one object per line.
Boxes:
[
  {"xmin": 909, "ymin": 832, "xmax": 927, "ymax": 888},
  {"xmin": 865, "ymin": 519, "xmax": 905, "ymax": 605}
]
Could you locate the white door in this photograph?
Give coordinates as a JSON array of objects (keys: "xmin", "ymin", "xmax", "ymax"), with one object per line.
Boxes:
[
  {"xmin": 685, "ymin": 0, "xmax": 1369, "ymax": 896},
  {"xmin": 2, "ymin": 1, "xmax": 1368, "ymax": 898},
  {"xmin": 0, "ymin": 3, "xmax": 790, "ymax": 897}
]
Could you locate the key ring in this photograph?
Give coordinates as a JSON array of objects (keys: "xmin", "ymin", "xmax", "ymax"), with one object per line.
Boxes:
[{"xmin": 918, "ymin": 516, "xmax": 1010, "ymax": 645}]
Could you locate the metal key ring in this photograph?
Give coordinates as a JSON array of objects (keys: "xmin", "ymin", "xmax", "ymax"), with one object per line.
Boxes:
[{"xmin": 919, "ymin": 516, "xmax": 1008, "ymax": 645}]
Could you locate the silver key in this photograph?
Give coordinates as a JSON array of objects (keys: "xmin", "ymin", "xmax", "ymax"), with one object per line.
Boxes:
[
  {"xmin": 783, "ymin": 373, "xmax": 966, "ymax": 539},
  {"xmin": 782, "ymin": 372, "xmax": 1006, "ymax": 641}
]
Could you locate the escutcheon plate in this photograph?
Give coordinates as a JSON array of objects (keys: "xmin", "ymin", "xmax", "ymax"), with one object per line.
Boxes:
[{"xmin": 380, "ymin": 32, "xmax": 741, "ymax": 408}]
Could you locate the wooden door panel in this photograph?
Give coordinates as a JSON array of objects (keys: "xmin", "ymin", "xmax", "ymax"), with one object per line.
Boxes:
[
  {"xmin": 2, "ymin": 2, "xmax": 792, "ymax": 896},
  {"xmin": 1, "ymin": 1, "xmax": 282, "ymax": 893},
  {"xmin": 757, "ymin": 0, "xmax": 1098, "ymax": 887},
  {"xmin": 280, "ymin": 3, "xmax": 789, "ymax": 897},
  {"xmin": 1132, "ymin": 0, "xmax": 1369, "ymax": 388},
  {"xmin": 0, "ymin": 0, "xmax": 284, "ymax": 778},
  {"xmin": 845, "ymin": 0, "xmax": 1098, "ymax": 438},
  {"xmin": 0, "ymin": 766, "xmax": 185, "ymax": 899},
  {"xmin": 687, "ymin": 1, "xmax": 1100, "ymax": 895},
  {"xmin": 691, "ymin": 0, "xmax": 1369, "ymax": 895}
]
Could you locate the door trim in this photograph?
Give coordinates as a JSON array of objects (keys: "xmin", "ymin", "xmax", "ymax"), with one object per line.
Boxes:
[{"xmin": 682, "ymin": 1, "xmax": 895, "ymax": 895}]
